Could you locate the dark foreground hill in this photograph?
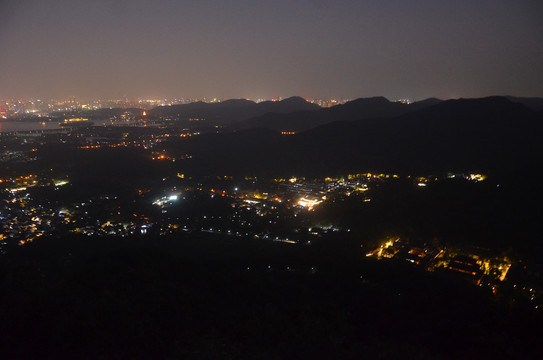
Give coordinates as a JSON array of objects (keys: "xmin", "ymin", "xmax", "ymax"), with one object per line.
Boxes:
[{"xmin": 1, "ymin": 235, "xmax": 542, "ymax": 359}]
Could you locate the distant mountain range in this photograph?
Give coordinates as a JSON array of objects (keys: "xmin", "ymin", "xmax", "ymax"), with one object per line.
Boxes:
[
  {"xmin": 45, "ymin": 95, "xmax": 543, "ymax": 135},
  {"xmin": 235, "ymin": 96, "xmax": 543, "ymax": 133},
  {"xmin": 234, "ymin": 96, "xmax": 444, "ymax": 132},
  {"xmin": 160, "ymin": 96, "xmax": 543, "ymax": 176},
  {"xmin": 289, "ymin": 96, "xmax": 542, "ymax": 174},
  {"xmin": 148, "ymin": 96, "xmax": 320, "ymax": 124}
]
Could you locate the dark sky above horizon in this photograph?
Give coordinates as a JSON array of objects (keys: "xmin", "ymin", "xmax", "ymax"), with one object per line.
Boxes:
[{"xmin": 1, "ymin": 0, "xmax": 542, "ymax": 101}]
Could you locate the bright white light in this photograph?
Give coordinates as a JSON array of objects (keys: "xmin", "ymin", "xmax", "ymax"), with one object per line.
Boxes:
[
  {"xmin": 54, "ymin": 180, "xmax": 68, "ymax": 186},
  {"xmin": 153, "ymin": 193, "xmax": 180, "ymax": 206}
]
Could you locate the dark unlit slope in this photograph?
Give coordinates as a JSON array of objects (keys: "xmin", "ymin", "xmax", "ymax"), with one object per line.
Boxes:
[
  {"xmin": 288, "ymin": 96, "xmax": 542, "ymax": 174},
  {"xmin": 165, "ymin": 97, "xmax": 542, "ymax": 176}
]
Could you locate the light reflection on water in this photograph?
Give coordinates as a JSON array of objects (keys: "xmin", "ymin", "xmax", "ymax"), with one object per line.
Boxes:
[
  {"xmin": 0, "ymin": 121, "xmax": 61, "ymax": 132},
  {"xmin": 0, "ymin": 120, "xmax": 134, "ymax": 132}
]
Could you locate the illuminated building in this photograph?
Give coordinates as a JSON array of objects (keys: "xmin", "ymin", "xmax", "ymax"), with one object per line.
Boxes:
[{"xmin": 447, "ymin": 255, "xmax": 484, "ymax": 285}]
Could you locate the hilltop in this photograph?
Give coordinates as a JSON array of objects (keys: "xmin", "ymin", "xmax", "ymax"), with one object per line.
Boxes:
[
  {"xmin": 148, "ymin": 96, "xmax": 320, "ymax": 124},
  {"xmin": 235, "ymin": 96, "xmax": 443, "ymax": 132}
]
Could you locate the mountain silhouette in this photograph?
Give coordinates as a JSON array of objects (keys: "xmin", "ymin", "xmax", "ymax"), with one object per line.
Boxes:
[
  {"xmin": 148, "ymin": 96, "xmax": 319, "ymax": 124},
  {"xmin": 505, "ymin": 96, "xmax": 543, "ymax": 112},
  {"xmin": 234, "ymin": 96, "xmax": 443, "ymax": 132},
  {"xmin": 163, "ymin": 96, "xmax": 543, "ymax": 176},
  {"xmin": 289, "ymin": 96, "xmax": 542, "ymax": 174}
]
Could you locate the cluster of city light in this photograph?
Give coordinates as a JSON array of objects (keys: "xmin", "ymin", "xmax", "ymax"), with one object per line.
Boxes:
[
  {"xmin": 297, "ymin": 197, "xmax": 322, "ymax": 211},
  {"xmin": 469, "ymin": 174, "xmax": 486, "ymax": 182},
  {"xmin": 79, "ymin": 139, "xmax": 162, "ymax": 150},
  {"xmin": 366, "ymin": 237, "xmax": 399, "ymax": 257},
  {"xmin": 62, "ymin": 117, "xmax": 89, "ymax": 123},
  {"xmin": 152, "ymin": 154, "xmax": 168, "ymax": 160}
]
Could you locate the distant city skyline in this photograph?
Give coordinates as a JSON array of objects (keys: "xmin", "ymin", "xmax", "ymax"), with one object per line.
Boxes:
[{"xmin": 1, "ymin": 0, "xmax": 542, "ymax": 101}]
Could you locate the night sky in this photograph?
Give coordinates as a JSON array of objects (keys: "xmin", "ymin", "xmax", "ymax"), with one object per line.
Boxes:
[{"xmin": 1, "ymin": 0, "xmax": 542, "ymax": 101}]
